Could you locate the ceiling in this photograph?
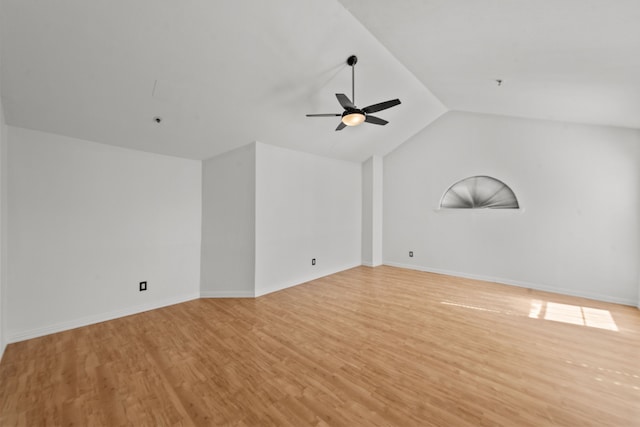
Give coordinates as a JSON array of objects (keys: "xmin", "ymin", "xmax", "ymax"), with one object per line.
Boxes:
[
  {"xmin": 1, "ymin": 1, "xmax": 638, "ymax": 163},
  {"xmin": 340, "ymin": 0, "xmax": 640, "ymax": 130}
]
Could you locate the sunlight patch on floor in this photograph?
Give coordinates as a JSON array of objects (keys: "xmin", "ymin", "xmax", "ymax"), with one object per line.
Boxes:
[
  {"xmin": 442, "ymin": 299, "xmax": 619, "ymax": 331},
  {"xmin": 440, "ymin": 301, "xmax": 505, "ymax": 314},
  {"xmin": 530, "ymin": 300, "xmax": 618, "ymax": 331}
]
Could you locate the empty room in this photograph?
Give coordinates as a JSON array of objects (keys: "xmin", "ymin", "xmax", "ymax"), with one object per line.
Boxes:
[{"xmin": 0, "ymin": 1, "xmax": 639, "ymax": 426}]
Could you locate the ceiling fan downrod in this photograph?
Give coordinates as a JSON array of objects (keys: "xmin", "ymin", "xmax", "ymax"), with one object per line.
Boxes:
[{"xmin": 347, "ymin": 55, "xmax": 358, "ymax": 105}]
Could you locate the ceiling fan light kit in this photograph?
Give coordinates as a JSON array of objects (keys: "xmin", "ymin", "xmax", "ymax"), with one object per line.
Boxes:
[
  {"xmin": 306, "ymin": 55, "xmax": 401, "ymax": 131},
  {"xmin": 342, "ymin": 112, "xmax": 365, "ymax": 126}
]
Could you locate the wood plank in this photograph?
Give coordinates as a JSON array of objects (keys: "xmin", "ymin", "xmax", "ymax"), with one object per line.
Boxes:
[{"xmin": 1, "ymin": 266, "xmax": 639, "ymax": 426}]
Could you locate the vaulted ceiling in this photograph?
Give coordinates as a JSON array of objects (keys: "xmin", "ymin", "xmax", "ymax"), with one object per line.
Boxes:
[{"xmin": 1, "ymin": 1, "xmax": 639, "ymax": 162}]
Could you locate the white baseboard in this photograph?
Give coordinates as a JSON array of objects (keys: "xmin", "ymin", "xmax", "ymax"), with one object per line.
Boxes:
[
  {"xmin": 7, "ymin": 293, "xmax": 200, "ymax": 344},
  {"xmin": 9, "ymin": 264, "xmax": 630, "ymax": 346},
  {"xmin": 255, "ymin": 263, "xmax": 361, "ymax": 297},
  {"xmin": 200, "ymin": 290, "xmax": 255, "ymax": 298},
  {"xmin": 384, "ymin": 262, "xmax": 637, "ymax": 306},
  {"xmin": 361, "ymin": 262, "xmax": 383, "ymax": 267}
]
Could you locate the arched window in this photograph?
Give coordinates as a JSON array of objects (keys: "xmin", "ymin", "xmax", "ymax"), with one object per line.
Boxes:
[{"xmin": 440, "ymin": 176, "xmax": 519, "ymax": 209}]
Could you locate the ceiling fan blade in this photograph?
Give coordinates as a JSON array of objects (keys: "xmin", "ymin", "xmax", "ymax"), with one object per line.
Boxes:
[
  {"xmin": 306, "ymin": 113, "xmax": 341, "ymax": 117},
  {"xmin": 336, "ymin": 93, "xmax": 356, "ymax": 109},
  {"xmin": 335, "ymin": 121, "xmax": 347, "ymax": 131},
  {"xmin": 365, "ymin": 115, "xmax": 389, "ymax": 126},
  {"xmin": 362, "ymin": 99, "xmax": 401, "ymax": 114}
]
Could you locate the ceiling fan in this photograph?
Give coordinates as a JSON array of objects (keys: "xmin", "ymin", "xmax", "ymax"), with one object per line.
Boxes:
[{"xmin": 306, "ymin": 55, "xmax": 401, "ymax": 131}]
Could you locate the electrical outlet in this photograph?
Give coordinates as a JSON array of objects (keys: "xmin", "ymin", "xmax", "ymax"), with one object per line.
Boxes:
[
  {"xmin": 139, "ymin": 281, "xmax": 147, "ymax": 291},
  {"xmin": 409, "ymin": 251, "xmax": 414, "ymax": 257},
  {"xmin": 312, "ymin": 258, "xmax": 316, "ymax": 266}
]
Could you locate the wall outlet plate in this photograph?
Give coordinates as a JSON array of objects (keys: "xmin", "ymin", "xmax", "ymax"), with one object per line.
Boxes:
[{"xmin": 139, "ymin": 281, "xmax": 147, "ymax": 291}]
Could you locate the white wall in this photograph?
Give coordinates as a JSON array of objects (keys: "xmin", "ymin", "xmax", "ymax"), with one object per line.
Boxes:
[
  {"xmin": 0, "ymin": 76, "xmax": 6, "ymax": 359},
  {"xmin": 362, "ymin": 155, "xmax": 383, "ymax": 267},
  {"xmin": 7, "ymin": 127, "xmax": 202, "ymax": 342},
  {"xmin": 384, "ymin": 111, "xmax": 640, "ymax": 305},
  {"xmin": 200, "ymin": 144, "xmax": 255, "ymax": 297},
  {"xmin": 255, "ymin": 142, "xmax": 361, "ymax": 296},
  {"xmin": 362, "ymin": 158, "xmax": 373, "ymax": 265}
]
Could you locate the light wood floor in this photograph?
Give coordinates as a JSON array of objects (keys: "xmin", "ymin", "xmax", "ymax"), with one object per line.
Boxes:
[{"xmin": 1, "ymin": 266, "xmax": 639, "ymax": 426}]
